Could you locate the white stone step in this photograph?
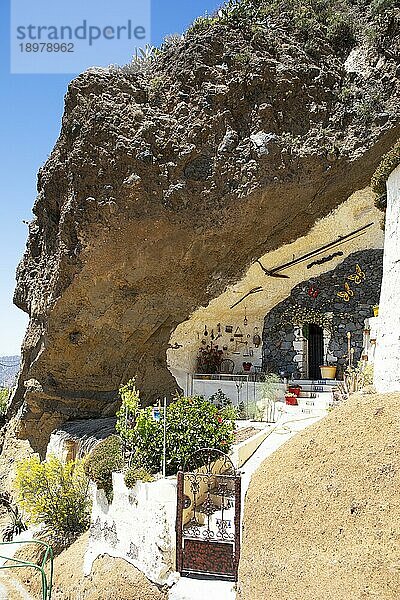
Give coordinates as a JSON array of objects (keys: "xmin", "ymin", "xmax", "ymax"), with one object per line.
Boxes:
[{"xmin": 290, "ymin": 379, "xmax": 339, "ymax": 387}]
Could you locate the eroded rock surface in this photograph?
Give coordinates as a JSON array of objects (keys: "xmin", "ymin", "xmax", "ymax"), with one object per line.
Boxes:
[{"xmin": 9, "ymin": 1, "xmax": 400, "ymax": 452}]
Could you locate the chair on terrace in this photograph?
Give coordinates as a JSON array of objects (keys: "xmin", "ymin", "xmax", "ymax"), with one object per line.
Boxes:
[{"xmin": 219, "ymin": 359, "xmax": 235, "ymax": 374}]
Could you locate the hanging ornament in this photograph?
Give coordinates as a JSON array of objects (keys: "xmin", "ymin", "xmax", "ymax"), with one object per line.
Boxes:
[
  {"xmin": 210, "ymin": 329, "xmax": 215, "ymax": 340},
  {"xmin": 204, "ymin": 325, "xmax": 208, "ymax": 336},
  {"xmin": 253, "ymin": 327, "xmax": 261, "ymax": 348},
  {"xmin": 244, "ymin": 306, "xmax": 248, "ymax": 327},
  {"xmin": 217, "ymin": 323, "xmax": 221, "ymax": 334}
]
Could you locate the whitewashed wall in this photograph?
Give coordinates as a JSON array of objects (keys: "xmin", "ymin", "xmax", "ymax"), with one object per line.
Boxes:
[
  {"xmin": 84, "ymin": 473, "xmax": 179, "ymax": 586},
  {"xmin": 374, "ymin": 164, "xmax": 400, "ymax": 392}
]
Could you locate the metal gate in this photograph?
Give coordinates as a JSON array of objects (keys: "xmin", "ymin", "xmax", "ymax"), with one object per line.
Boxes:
[{"xmin": 176, "ymin": 448, "xmax": 241, "ymax": 581}]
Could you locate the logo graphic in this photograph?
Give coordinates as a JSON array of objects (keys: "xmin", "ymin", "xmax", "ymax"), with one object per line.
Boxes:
[{"xmin": 10, "ymin": 0, "xmax": 151, "ymax": 74}]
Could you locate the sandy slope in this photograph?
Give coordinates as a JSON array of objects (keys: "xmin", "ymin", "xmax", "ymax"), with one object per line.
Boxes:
[
  {"xmin": 13, "ymin": 532, "xmax": 166, "ymax": 600},
  {"xmin": 238, "ymin": 390, "xmax": 400, "ymax": 600}
]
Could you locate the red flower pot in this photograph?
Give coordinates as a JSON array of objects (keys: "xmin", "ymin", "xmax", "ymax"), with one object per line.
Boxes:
[
  {"xmin": 285, "ymin": 395, "xmax": 298, "ymax": 406},
  {"xmin": 288, "ymin": 386, "xmax": 301, "ymax": 397}
]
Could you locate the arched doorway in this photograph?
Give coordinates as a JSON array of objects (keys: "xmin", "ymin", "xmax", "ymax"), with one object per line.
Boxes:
[{"xmin": 308, "ymin": 323, "xmax": 324, "ymax": 379}]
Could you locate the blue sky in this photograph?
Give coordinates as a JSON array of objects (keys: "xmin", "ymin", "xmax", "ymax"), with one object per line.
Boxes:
[{"xmin": 0, "ymin": 0, "xmax": 222, "ymax": 355}]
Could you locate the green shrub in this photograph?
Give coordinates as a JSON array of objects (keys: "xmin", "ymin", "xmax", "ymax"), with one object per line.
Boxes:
[
  {"xmin": 371, "ymin": 138, "xmax": 400, "ymax": 212},
  {"xmin": 209, "ymin": 389, "xmax": 233, "ymax": 409},
  {"xmin": 131, "ymin": 396, "xmax": 235, "ymax": 475},
  {"xmin": 124, "ymin": 466, "xmax": 154, "ymax": 488},
  {"xmin": 15, "ymin": 455, "xmax": 90, "ymax": 537},
  {"xmin": 209, "ymin": 389, "xmax": 238, "ymax": 421},
  {"xmin": 84, "ymin": 435, "xmax": 123, "ymax": 501},
  {"xmin": 128, "ymin": 407, "xmax": 163, "ymax": 473},
  {"xmin": 0, "ymin": 388, "xmax": 9, "ymax": 418},
  {"xmin": 115, "ymin": 379, "xmax": 141, "ymax": 446},
  {"xmin": 164, "ymin": 396, "xmax": 236, "ymax": 473},
  {"xmin": 0, "ymin": 492, "xmax": 27, "ymax": 542},
  {"xmin": 116, "ymin": 387, "xmax": 236, "ymax": 476}
]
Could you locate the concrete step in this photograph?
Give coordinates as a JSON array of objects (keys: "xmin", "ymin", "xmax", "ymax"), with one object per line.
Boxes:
[
  {"xmin": 290, "ymin": 380, "xmax": 339, "ymax": 392},
  {"xmin": 290, "ymin": 379, "xmax": 339, "ymax": 387},
  {"xmin": 297, "ymin": 391, "xmax": 333, "ymax": 398}
]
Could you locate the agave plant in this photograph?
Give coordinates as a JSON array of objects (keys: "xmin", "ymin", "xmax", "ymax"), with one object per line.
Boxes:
[{"xmin": 0, "ymin": 491, "xmax": 27, "ymax": 542}]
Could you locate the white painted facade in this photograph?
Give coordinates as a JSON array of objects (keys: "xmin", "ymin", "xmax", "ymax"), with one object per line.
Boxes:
[
  {"xmin": 84, "ymin": 473, "xmax": 179, "ymax": 587},
  {"xmin": 374, "ymin": 164, "xmax": 400, "ymax": 392}
]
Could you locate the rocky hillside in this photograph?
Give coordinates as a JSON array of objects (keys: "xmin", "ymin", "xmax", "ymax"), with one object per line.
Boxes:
[
  {"xmin": 238, "ymin": 390, "xmax": 400, "ymax": 600},
  {"xmin": 9, "ymin": 0, "xmax": 400, "ymax": 453},
  {"xmin": 0, "ymin": 356, "xmax": 20, "ymax": 388}
]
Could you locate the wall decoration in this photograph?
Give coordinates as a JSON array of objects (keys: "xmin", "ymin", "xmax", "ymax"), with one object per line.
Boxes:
[
  {"xmin": 225, "ymin": 325, "xmax": 233, "ymax": 333},
  {"xmin": 243, "ymin": 307, "xmax": 248, "ymax": 327},
  {"xmin": 253, "ymin": 327, "xmax": 261, "ymax": 348},
  {"xmin": 230, "ymin": 286, "xmax": 263, "ymax": 309},
  {"xmin": 256, "ymin": 223, "xmax": 373, "ymax": 279},
  {"xmin": 337, "ymin": 281, "xmax": 355, "ymax": 302},
  {"xmin": 337, "ymin": 263, "xmax": 366, "ymax": 301},
  {"xmin": 307, "ymin": 251, "xmax": 343, "ymax": 269},
  {"xmin": 347, "ymin": 263, "xmax": 366, "ymax": 285},
  {"xmin": 280, "ymin": 306, "xmax": 334, "ymax": 334},
  {"xmin": 307, "ymin": 285, "xmax": 320, "ymax": 299},
  {"xmin": 204, "ymin": 325, "xmax": 208, "ymax": 337},
  {"xmin": 262, "ymin": 249, "xmax": 383, "ymax": 376},
  {"xmin": 234, "ymin": 327, "xmax": 243, "ymax": 338}
]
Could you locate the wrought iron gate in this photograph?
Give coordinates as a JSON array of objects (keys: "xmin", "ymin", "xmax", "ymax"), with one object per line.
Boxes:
[{"xmin": 176, "ymin": 448, "xmax": 241, "ymax": 581}]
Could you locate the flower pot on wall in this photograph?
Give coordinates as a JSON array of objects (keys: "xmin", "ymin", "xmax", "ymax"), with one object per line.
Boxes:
[
  {"xmin": 285, "ymin": 394, "xmax": 298, "ymax": 406},
  {"xmin": 288, "ymin": 386, "xmax": 302, "ymax": 397},
  {"xmin": 319, "ymin": 365, "xmax": 337, "ymax": 379},
  {"xmin": 373, "ymin": 305, "xmax": 379, "ymax": 317}
]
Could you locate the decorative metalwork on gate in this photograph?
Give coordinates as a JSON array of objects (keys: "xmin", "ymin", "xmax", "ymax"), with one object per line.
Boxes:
[{"xmin": 176, "ymin": 448, "xmax": 241, "ymax": 581}]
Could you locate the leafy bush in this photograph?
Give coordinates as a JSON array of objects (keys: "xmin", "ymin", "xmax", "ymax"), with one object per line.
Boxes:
[
  {"xmin": 115, "ymin": 379, "xmax": 141, "ymax": 446},
  {"xmin": 254, "ymin": 373, "xmax": 282, "ymax": 420},
  {"xmin": 117, "ymin": 390, "xmax": 236, "ymax": 476},
  {"xmin": 84, "ymin": 435, "xmax": 123, "ymax": 501},
  {"xmin": 15, "ymin": 455, "xmax": 90, "ymax": 537},
  {"xmin": 209, "ymin": 389, "xmax": 238, "ymax": 420},
  {"xmin": 209, "ymin": 388, "xmax": 233, "ymax": 409},
  {"xmin": 163, "ymin": 396, "xmax": 236, "ymax": 474},
  {"xmin": 0, "ymin": 388, "xmax": 9, "ymax": 418},
  {"xmin": 124, "ymin": 466, "xmax": 154, "ymax": 489}
]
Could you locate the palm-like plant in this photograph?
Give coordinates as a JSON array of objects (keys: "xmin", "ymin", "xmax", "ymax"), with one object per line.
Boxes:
[{"xmin": 0, "ymin": 492, "xmax": 27, "ymax": 542}]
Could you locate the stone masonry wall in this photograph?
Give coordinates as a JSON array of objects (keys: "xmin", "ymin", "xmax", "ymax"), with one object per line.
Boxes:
[
  {"xmin": 374, "ymin": 165, "xmax": 400, "ymax": 392},
  {"xmin": 262, "ymin": 249, "xmax": 383, "ymax": 378}
]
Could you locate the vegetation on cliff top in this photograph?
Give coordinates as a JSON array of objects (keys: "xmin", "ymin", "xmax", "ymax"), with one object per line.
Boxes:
[
  {"xmin": 186, "ymin": 0, "xmax": 398, "ymax": 54},
  {"xmin": 371, "ymin": 138, "xmax": 400, "ymax": 211}
]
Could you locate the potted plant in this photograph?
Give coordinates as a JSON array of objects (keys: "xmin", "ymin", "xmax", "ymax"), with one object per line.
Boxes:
[
  {"xmin": 319, "ymin": 345, "xmax": 337, "ymax": 379},
  {"xmin": 372, "ymin": 305, "xmax": 379, "ymax": 317},
  {"xmin": 320, "ymin": 362, "xmax": 337, "ymax": 379},
  {"xmin": 285, "ymin": 392, "xmax": 298, "ymax": 406},
  {"xmin": 196, "ymin": 345, "xmax": 224, "ymax": 374},
  {"xmin": 288, "ymin": 384, "xmax": 302, "ymax": 397}
]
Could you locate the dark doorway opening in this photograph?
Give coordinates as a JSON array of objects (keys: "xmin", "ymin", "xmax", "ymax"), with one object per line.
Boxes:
[{"xmin": 308, "ymin": 323, "xmax": 324, "ymax": 380}]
